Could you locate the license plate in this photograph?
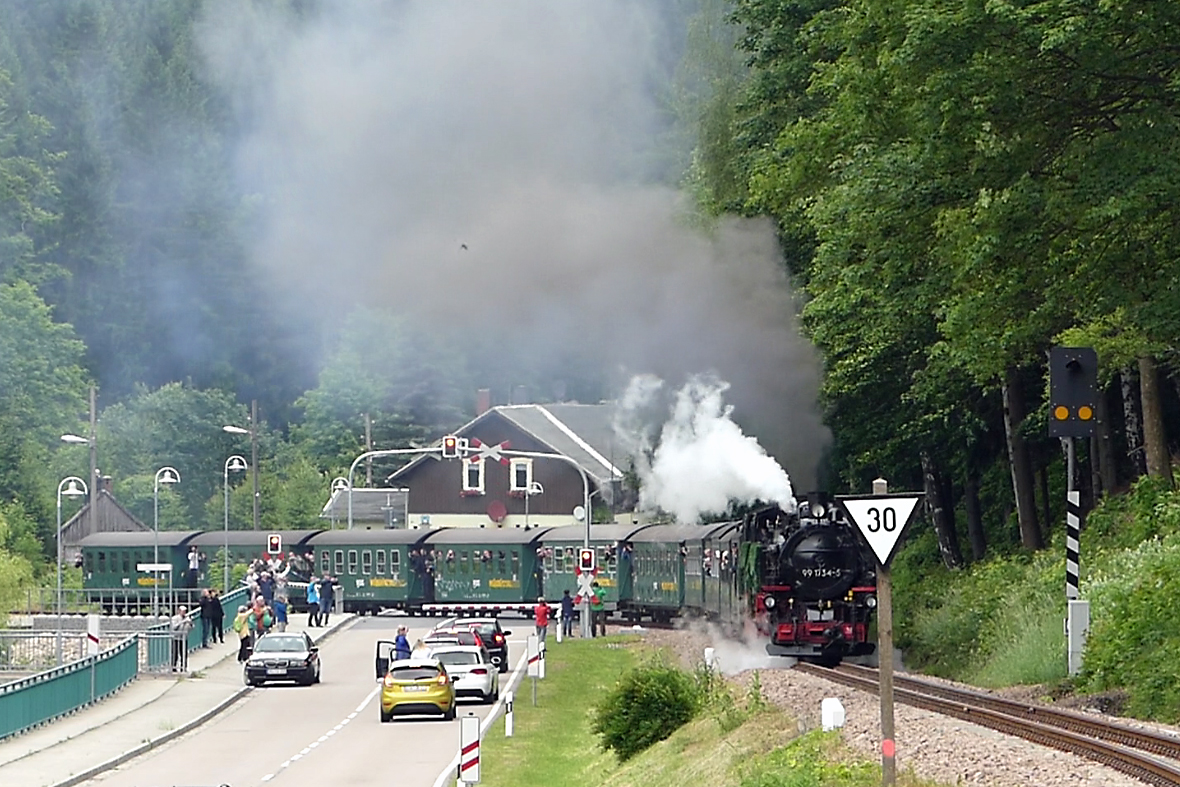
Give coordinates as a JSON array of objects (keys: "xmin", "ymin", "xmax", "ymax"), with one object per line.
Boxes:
[
  {"xmin": 402, "ymin": 685, "xmax": 427, "ymax": 692},
  {"xmin": 267, "ymin": 668, "xmax": 286, "ymax": 675}
]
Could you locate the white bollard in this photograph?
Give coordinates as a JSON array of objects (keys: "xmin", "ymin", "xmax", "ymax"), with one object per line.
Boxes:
[
  {"xmin": 556, "ymin": 622, "xmax": 563, "ymax": 644},
  {"xmin": 505, "ymin": 691, "xmax": 514, "ymax": 737},
  {"xmin": 703, "ymin": 647, "xmax": 716, "ymax": 671},
  {"xmin": 539, "ymin": 640, "xmax": 546, "ymax": 680},
  {"xmin": 821, "ymin": 697, "xmax": 846, "ymax": 731}
]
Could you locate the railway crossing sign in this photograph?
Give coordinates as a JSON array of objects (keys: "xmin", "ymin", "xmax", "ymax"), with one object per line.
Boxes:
[
  {"xmin": 574, "ymin": 565, "xmax": 597, "ymax": 604},
  {"xmin": 838, "ymin": 494, "xmax": 922, "ymax": 568},
  {"xmin": 466, "ymin": 438, "xmax": 511, "ymax": 465}
]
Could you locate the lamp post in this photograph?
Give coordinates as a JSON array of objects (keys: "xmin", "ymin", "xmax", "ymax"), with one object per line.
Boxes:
[
  {"xmin": 56, "ymin": 476, "xmax": 88, "ymax": 665},
  {"xmin": 330, "ymin": 476, "xmax": 350, "ymax": 529},
  {"xmin": 153, "ymin": 466, "xmax": 180, "ymax": 616},
  {"xmin": 223, "ymin": 401, "xmax": 260, "ymax": 530},
  {"xmin": 523, "ymin": 481, "xmax": 544, "ymax": 530},
  {"xmin": 61, "ymin": 387, "xmax": 98, "ymax": 508},
  {"xmin": 223, "ymin": 455, "xmax": 248, "ymax": 593}
]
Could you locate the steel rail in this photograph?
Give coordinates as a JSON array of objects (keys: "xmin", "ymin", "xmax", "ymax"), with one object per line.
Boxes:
[{"xmin": 796, "ymin": 663, "xmax": 1180, "ymax": 787}]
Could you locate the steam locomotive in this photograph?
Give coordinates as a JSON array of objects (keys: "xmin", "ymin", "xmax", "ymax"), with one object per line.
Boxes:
[{"xmin": 746, "ymin": 494, "xmax": 877, "ymax": 664}]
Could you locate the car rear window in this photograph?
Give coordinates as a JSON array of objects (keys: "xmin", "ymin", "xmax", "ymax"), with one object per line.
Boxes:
[
  {"xmin": 389, "ymin": 666, "xmax": 442, "ymax": 681},
  {"xmin": 473, "ymin": 624, "xmax": 497, "ymax": 638},
  {"xmin": 436, "ymin": 651, "xmax": 481, "ymax": 666}
]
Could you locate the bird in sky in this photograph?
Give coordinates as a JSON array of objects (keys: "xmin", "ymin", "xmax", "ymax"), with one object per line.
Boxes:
[{"xmin": 460, "ymin": 243, "xmax": 468, "ymax": 250}]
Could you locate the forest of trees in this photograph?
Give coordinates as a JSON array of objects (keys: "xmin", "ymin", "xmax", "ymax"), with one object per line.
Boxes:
[
  {"xmin": 687, "ymin": 0, "xmax": 1180, "ymax": 565},
  {"xmin": 2, "ymin": 0, "xmax": 1179, "ymax": 611}
]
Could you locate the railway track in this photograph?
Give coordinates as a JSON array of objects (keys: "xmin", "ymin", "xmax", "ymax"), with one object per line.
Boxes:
[{"xmin": 795, "ymin": 662, "xmax": 1180, "ymax": 787}]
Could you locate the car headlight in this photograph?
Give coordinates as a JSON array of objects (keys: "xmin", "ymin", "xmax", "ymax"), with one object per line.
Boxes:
[{"xmin": 764, "ymin": 596, "xmax": 776, "ymax": 609}]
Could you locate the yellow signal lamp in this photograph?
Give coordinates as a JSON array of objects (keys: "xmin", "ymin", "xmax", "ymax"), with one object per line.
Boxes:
[
  {"xmin": 1053, "ymin": 405, "xmax": 1070, "ymax": 421},
  {"xmin": 1078, "ymin": 405, "xmax": 1094, "ymax": 421}
]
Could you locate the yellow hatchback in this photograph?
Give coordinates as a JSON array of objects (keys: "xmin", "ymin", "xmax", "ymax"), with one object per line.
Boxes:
[{"xmin": 379, "ymin": 658, "xmax": 456, "ymax": 722}]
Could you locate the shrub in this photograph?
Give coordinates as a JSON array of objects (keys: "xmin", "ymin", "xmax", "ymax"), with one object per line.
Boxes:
[{"xmin": 590, "ymin": 659, "xmax": 701, "ymax": 761}]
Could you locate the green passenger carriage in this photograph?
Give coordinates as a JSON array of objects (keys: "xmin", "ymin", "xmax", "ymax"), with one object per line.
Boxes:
[
  {"xmin": 420, "ymin": 528, "xmax": 545, "ymax": 613},
  {"xmin": 78, "ymin": 530, "xmax": 201, "ymax": 613},
  {"xmin": 307, "ymin": 528, "xmax": 429, "ymax": 615},
  {"xmin": 536, "ymin": 523, "xmax": 649, "ymax": 611}
]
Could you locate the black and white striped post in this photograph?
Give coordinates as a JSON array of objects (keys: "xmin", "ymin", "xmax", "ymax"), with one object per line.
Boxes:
[{"xmin": 1049, "ymin": 347, "xmax": 1097, "ymax": 676}]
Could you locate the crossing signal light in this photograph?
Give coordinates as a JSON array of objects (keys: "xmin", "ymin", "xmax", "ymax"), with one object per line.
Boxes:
[
  {"xmin": 441, "ymin": 435, "xmax": 460, "ymax": 459},
  {"xmin": 1049, "ymin": 347, "xmax": 1098, "ymax": 438},
  {"xmin": 579, "ymin": 548, "xmax": 595, "ymax": 573},
  {"xmin": 267, "ymin": 533, "xmax": 282, "ymax": 555}
]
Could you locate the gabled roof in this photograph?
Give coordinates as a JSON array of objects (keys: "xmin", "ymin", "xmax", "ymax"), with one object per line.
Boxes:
[
  {"xmin": 388, "ymin": 403, "xmax": 628, "ymax": 488},
  {"xmin": 60, "ymin": 490, "xmax": 151, "ymax": 546},
  {"xmin": 320, "ymin": 488, "xmax": 409, "ymax": 526}
]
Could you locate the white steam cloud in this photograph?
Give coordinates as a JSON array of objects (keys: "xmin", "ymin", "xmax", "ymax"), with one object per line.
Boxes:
[{"xmin": 618, "ymin": 374, "xmax": 796, "ymax": 523}]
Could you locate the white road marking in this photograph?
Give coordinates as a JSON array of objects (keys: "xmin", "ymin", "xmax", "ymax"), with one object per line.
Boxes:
[{"xmin": 261, "ymin": 685, "xmax": 380, "ymax": 784}]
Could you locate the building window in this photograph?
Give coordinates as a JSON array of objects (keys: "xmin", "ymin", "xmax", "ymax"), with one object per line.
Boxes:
[
  {"xmin": 463, "ymin": 457, "xmax": 485, "ymax": 494},
  {"xmin": 510, "ymin": 459, "xmax": 532, "ymax": 493}
]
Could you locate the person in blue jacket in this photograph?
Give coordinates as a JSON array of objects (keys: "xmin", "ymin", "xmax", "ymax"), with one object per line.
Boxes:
[
  {"xmin": 306, "ymin": 575, "xmax": 320, "ymax": 627},
  {"xmin": 394, "ymin": 624, "xmax": 412, "ymax": 661}
]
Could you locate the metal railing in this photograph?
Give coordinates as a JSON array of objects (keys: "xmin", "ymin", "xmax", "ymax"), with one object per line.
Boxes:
[
  {"xmin": 0, "ymin": 635, "xmax": 139, "ymax": 741},
  {"xmin": 138, "ymin": 587, "xmax": 249, "ymax": 674},
  {"xmin": 15, "ymin": 587, "xmax": 221, "ymax": 616},
  {"xmin": 0, "ymin": 632, "xmax": 129, "ymax": 674}
]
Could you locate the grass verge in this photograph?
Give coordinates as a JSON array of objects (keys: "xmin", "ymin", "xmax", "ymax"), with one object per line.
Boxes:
[{"xmin": 480, "ymin": 634, "xmax": 947, "ymax": 787}]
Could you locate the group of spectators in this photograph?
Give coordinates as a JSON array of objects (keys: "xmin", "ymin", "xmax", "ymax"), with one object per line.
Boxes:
[
  {"xmin": 533, "ymin": 584, "xmax": 607, "ymax": 642},
  {"xmin": 166, "ymin": 554, "xmax": 341, "ymax": 671}
]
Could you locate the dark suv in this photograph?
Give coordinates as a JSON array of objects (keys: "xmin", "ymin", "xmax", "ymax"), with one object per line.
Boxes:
[{"xmin": 456, "ymin": 618, "xmax": 512, "ymax": 673}]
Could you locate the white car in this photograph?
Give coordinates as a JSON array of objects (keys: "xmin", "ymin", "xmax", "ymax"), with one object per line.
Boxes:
[{"xmin": 427, "ymin": 645, "xmax": 499, "ymax": 703}]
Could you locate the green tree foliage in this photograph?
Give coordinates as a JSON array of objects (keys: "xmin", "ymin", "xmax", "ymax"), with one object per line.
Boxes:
[
  {"xmin": 295, "ymin": 308, "xmax": 472, "ymax": 474},
  {"xmin": 0, "ymin": 507, "xmax": 35, "ymax": 624},
  {"xmin": 98, "ymin": 383, "xmax": 251, "ymax": 527},
  {"xmin": 591, "ymin": 659, "xmax": 702, "ymax": 761}
]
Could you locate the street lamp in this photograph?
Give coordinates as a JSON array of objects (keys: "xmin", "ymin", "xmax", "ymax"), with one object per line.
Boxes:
[
  {"xmin": 523, "ymin": 481, "xmax": 544, "ymax": 530},
  {"xmin": 153, "ymin": 466, "xmax": 180, "ymax": 616},
  {"xmin": 223, "ymin": 455, "xmax": 248, "ymax": 593},
  {"xmin": 224, "ymin": 401, "xmax": 260, "ymax": 530},
  {"xmin": 330, "ymin": 476, "xmax": 350, "ymax": 529},
  {"xmin": 56, "ymin": 476, "xmax": 88, "ymax": 665}
]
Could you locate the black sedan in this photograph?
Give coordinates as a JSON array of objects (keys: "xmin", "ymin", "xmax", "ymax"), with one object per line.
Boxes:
[{"xmin": 244, "ymin": 632, "xmax": 321, "ymax": 686}]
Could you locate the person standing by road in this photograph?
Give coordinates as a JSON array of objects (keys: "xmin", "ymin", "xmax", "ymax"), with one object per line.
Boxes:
[
  {"xmin": 273, "ymin": 596, "xmax": 288, "ymax": 632},
  {"xmin": 590, "ymin": 582, "xmax": 607, "ymax": 638},
  {"xmin": 232, "ymin": 604, "xmax": 252, "ymax": 662},
  {"xmin": 560, "ymin": 589, "xmax": 574, "ymax": 638},
  {"xmin": 209, "ymin": 589, "xmax": 225, "ymax": 644},
  {"xmin": 170, "ymin": 606, "xmax": 192, "ymax": 672},
  {"xmin": 394, "ymin": 625, "xmax": 412, "ymax": 661},
  {"xmin": 318, "ymin": 575, "xmax": 336, "ymax": 626},
  {"xmin": 198, "ymin": 589, "xmax": 215, "ymax": 648},
  {"xmin": 533, "ymin": 597, "xmax": 550, "ymax": 642},
  {"xmin": 306, "ymin": 574, "xmax": 320, "ymax": 627}
]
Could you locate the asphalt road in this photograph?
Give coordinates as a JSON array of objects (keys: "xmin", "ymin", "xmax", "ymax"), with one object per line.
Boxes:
[{"xmin": 77, "ymin": 616, "xmax": 517, "ymax": 787}]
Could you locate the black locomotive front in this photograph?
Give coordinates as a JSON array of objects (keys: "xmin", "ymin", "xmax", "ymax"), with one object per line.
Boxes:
[{"xmin": 749, "ymin": 495, "xmax": 877, "ymax": 664}]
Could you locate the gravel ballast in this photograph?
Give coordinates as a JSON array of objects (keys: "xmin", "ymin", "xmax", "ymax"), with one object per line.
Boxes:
[{"xmin": 630, "ymin": 623, "xmax": 1149, "ymax": 787}]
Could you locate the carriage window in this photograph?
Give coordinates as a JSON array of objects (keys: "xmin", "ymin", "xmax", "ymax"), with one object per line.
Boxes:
[
  {"xmin": 597, "ymin": 547, "xmax": 608, "ymax": 575},
  {"xmin": 97, "ymin": 551, "xmax": 106, "ymax": 574},
  {"xmin": 122, "ymin": 552, "xmax": 130, "ymax": 573},
  {"xmin": 376, "ymin": 549, "xmax": 386, "ymax": 575},
  {"xmin": 390, "ymin": 550, "xmax": 400, "ymax": 576},
  {"xmin": 460, "ymin": 551, "xmax": 469, "ymax": 573},
  {"xmin": 85, "ymin": 552, "xmax": 93, "ymax": 572},
  {"xmin": 362, "ymin": 550, "xmax": 372, "ymax": 575},
  {"xmin": 321, "ymin": 551, "xmax": 330, "ymax": 574},
  {"xmin": 564, "ymin": 547, "xmax": 574, "ymax": 573},
  {"xmin": 543, "ymin": 550, "xmax": 554, "ymax": 572},
  {"xmin": 348, "ymin": 550, "xmax": 358, "ymax": 574},
  {"xmin": 607, "ymin": 548, "xmax": 617, "ymax": 575},
  {"xmin": 334, "ymin": 550, "xmax": 344, "ymax": 575}
]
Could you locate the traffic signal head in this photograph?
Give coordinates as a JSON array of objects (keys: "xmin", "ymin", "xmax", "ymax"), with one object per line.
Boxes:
[
  {"xmin": 579, "ymin": 548, "xmax": 595, "ymax": 573},
  {"xmin": 267, "ymin": 533, "xmax": 282, "ymax": 555},
  {"xmin": 441, "ymin": 435, "xmax": 459, "ymax": 459},
  {"xmin": 1049, "ymin": 347, "xmax": 1098, "ymax": 438}
]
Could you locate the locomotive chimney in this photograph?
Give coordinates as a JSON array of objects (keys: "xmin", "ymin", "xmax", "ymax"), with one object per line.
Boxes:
[{"xmin": 475, "ymin": 388, "xmax": 491, "ymax": 416}]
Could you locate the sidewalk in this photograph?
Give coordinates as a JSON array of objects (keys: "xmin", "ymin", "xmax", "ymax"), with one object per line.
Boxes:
[{"xmin": 0, "ymin": 613, "xmax": 355, "ymax": 787}]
